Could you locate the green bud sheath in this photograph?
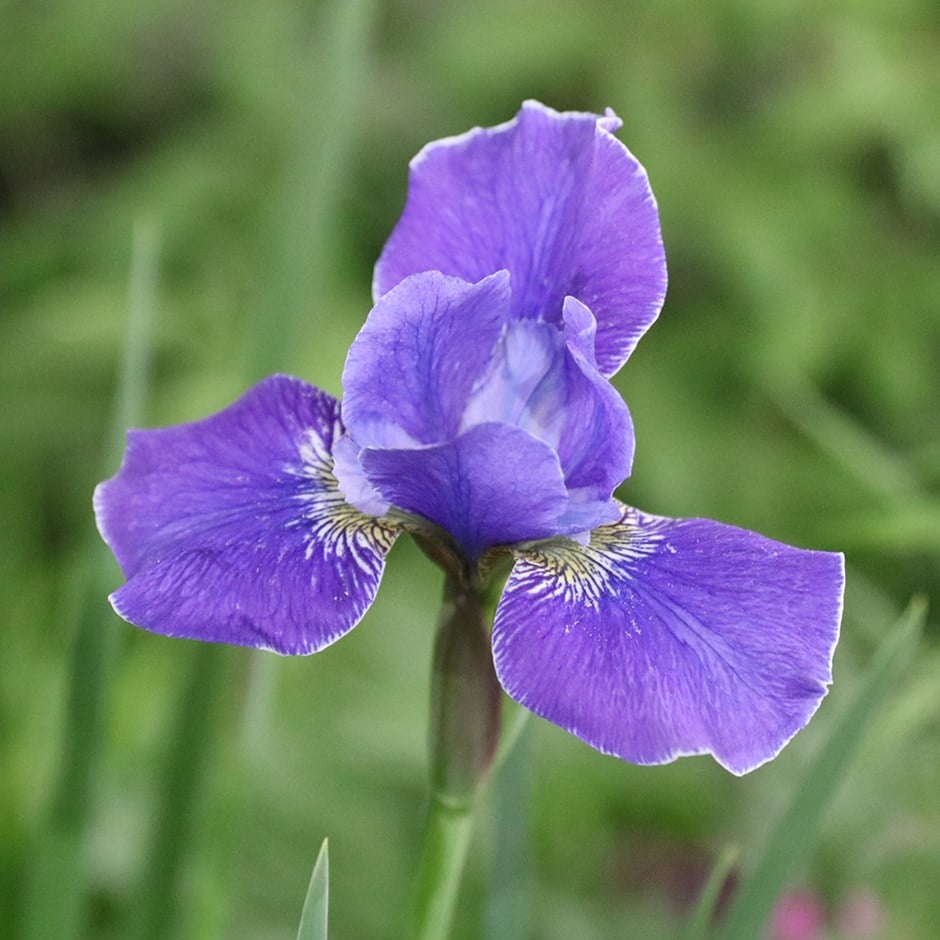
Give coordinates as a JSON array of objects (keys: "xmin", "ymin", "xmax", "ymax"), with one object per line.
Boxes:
[{"xmin": 428, "ymin": 574, "xmax": 502, "ymax": 807}]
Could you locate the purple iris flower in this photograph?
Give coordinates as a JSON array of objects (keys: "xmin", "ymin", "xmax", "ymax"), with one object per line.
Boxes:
[{"xmin": 95, "ymin": 101, "xmax": 844, "ymax": 775}]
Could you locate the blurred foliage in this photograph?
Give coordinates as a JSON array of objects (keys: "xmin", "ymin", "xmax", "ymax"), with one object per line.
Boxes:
[{"xmin": 2, "ymin": 0, "xmax": 938, "ymax": 938}]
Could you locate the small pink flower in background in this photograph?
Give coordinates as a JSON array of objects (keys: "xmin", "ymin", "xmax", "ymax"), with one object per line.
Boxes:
[
  {"xmin": 769, "ymin": 888, "xmax": 826, "ymax": 940},
  {"xmin": 768, "ymin": 886, "xmax": 887, "ymax": 940}
]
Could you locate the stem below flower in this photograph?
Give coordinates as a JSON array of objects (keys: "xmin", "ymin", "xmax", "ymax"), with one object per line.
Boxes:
[
  {"xmin": 411, "ymin": 573, "xmax": 502, "ymax": 938},
  {"xmin": 411, "ymin": 795, "xmax": 476, "ymax": 940},
  {"xmin": 429, "ymin": 574, "xmax": 501, "ymax": 803}
]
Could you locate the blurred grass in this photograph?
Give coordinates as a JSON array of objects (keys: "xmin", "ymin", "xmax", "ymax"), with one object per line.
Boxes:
[
  {"xmin": 2, "ymin": 0, "xmax": 939, "ymax": 938},
  {"xmin": 19, "ymin": 218, "xmax": 158, "ymax": 940}
]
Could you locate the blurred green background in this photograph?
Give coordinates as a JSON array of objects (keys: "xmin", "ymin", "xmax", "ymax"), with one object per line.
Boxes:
[{"xmin": 2, "ymin": 0, "xmax": 939, "ymax": 938}]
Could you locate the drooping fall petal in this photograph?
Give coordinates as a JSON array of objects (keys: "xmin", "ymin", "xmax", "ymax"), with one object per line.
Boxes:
[
  {"xmin": 95, "ymin": 376, "xmax": 398, "ymax": 654},
  {"xmin": 493, "ymin": 507, "xmax": 844, "ymax": 774}
]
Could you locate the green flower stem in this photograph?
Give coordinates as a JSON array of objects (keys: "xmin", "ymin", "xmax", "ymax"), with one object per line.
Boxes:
[
  {"xmin": 412, "ymin": 796, "xmax": 477, "ymax": 940},
  {"xmin": 428, "ymin": 576, "xmax": 501, "ymax": 801},
  {"xmin": 411, "ymin": 574, "xmax": 503, "ymax": 939}
]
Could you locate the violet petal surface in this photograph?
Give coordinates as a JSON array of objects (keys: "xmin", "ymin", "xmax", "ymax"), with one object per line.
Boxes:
[
  {"xmin": 492, "ymin": 507, "xmax": 844, "ymax": 774},
  {"xmin": 339, "ymin": 269, "xmax": 635, "ymax": 553},
  {"xmin": 95, "ymin": 375, "xmax": 397, "ymax": 654},
  {"xmin": 374, "ymin": 99, "xmax": 667, "ymax": 377},
  {"xmin": 342, "ymin": 270, "xmax": 511, "ymax": 449},
  {"xmin": 360, "ymin": 423, "xmax": 568, "ymax": 562}
]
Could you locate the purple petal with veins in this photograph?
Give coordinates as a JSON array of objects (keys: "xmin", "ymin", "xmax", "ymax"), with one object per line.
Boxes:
[
  {"xmin": 374, "ymin": 100, "xmax": 667, "ymax": 376},
  {"xmin": 493, "ymin": 507, "xmax": 844, "ymax": 774},
  {"xmin": 95, "ymin": 376, "xmax": 397, "ymax": 654}
]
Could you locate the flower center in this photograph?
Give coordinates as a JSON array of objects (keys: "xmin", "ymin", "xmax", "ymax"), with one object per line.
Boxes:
[{"xmin": 460, "ymin": 319, "xmax": 567, "ymax": 451}]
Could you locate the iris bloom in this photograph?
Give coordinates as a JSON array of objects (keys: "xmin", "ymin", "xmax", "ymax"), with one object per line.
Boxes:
[{"xmin": 95, "ymin": 101, "xmax": 843, "ymax": 775}]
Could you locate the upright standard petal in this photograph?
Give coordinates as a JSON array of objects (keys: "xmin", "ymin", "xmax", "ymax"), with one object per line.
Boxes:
[
  {"xmin": 459, "ymin": 297, "xmax": 634, "ymax": 536},
  {"xmin": 339, "ymin": 268, "xmax": 634, "ymax": 553},
  {"xmin": 492, "ymin": 508, "xmax": 844, "ymax": 774},
  {"xmin": 342, "ymin": 270, "xmax": 512, "ymax": 448},
  {"xmin": 94, "ymin": 376, "xmax": 398, "ymax": 654},
  {"xmin": 552, "ymin": 298, "xmax": 634, "ymax": 503},
  {"xmin": 374, "ymin": 100, "xmax": 667, "ymax": 376}
]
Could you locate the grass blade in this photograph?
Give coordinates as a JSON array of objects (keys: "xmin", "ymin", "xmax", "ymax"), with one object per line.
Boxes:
[
  {"xmin": 714, "ymin": 598, "xmax": 926, "ymax": 940},
  {"xmin": 131, "ymin": 643, "xmax": 226, "ymax": 940},
  {"xmin": 249, "ymin": 0, "xmax": 378, "ymax": 381},
  {"xmin": 296, "ymin": 839, "xmax": 330, "ymax": 940},
  {"xmin": 484, "ymin": 724, "xmax": 532, "ymax": 940},
  {"xmin": 767, "ymin": 373, "xmax": 921, "ymax": 502},
  {"xmin": 683, "ymin": 845, "xmax": 739, "ymax": 940},
  {"xmin": 22, "ymin": 218, "xmax": 159, "ymax": 940}
]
